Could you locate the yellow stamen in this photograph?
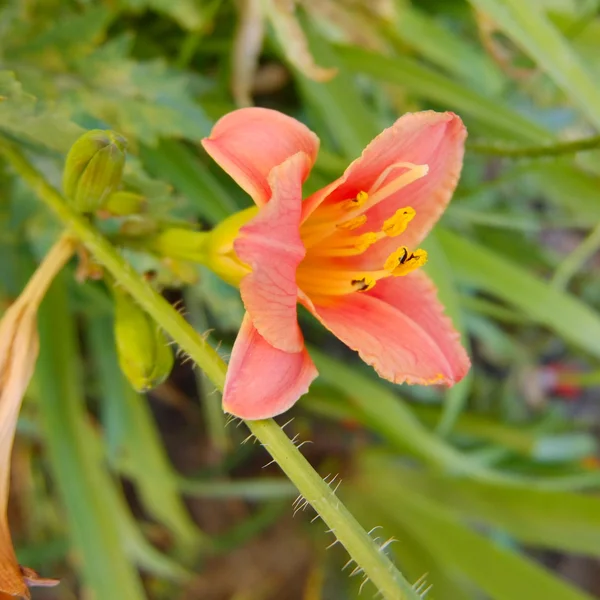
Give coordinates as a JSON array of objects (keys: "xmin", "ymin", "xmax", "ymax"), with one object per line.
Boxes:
[
  {"xmin": 336, "ymin": 214, "xmax": 367, "ymax": 231},
  {"xmin": 341, "ymin": 190, "xmax": 369, "ymax": 211},
  {"xmin": 384, "ymin": 246, "xmax": 428, "ymax": 276},
  {"xmin": 353, "ymin": 232, "xmax": 378, "ymax": 252},
  {"xmin": 296, "ymin": 268, "xmax": 380, "ymax": 296},
  {"xmin": 351, "ymin": 275, "xmax": 376, "ymax": 292},
  {"xmin": 382, "ymin": 207, "xmax": 416, "ymax": 237},
  {"xmin": 309, "ymin": 232, "xmax": 379, "ymax": 257}
]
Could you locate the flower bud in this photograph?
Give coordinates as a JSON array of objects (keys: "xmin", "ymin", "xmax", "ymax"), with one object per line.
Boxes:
[
  {"xmin": 104, "ymin": 191, "xmax": 147, "ymax": 216},
  {"xmin": 113, "ymin": 288, "xmax": 174, "ymax": 392},
  {"xmin": 63, "ymin": 130, "xmax": 127, "ymax": 213}
]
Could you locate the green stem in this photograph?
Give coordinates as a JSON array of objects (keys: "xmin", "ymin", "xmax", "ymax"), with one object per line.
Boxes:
[
  {"xmin": 1, "ymin": 139, "xmax": 417, "ymax": 600},
  {"xmin": 468, "ymin": 134, "xmax": 600, "ymax": 158}
]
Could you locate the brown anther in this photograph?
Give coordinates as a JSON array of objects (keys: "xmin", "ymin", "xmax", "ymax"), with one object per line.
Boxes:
[{"xmin": 351, "ymin": 276, "xmax": 375, "ymax": 292}]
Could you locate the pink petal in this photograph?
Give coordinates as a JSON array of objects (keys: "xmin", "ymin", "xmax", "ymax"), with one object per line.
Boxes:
[
  {"xmin": 235, "ymin": 153, "xmax": 308, "ymax": 353},
  {"xmin": 302, "ymin": 113, "xmax": 465, "ymax": 258},
  {"xmin": 306, "ymin": 272, "xmax": 470, "ymax": 386},
  {"xmin": 202, "ymin": 107, "xmax": 320, "ymax": 206},
  {"xmin": 223, "ymin": 313, "xmax": 318, "ymax": 420}
]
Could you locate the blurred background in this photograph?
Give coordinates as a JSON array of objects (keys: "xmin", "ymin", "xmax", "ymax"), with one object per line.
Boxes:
[{"xmin": 2, "ymin": 0, "xmax": 600, "ymax": 598}]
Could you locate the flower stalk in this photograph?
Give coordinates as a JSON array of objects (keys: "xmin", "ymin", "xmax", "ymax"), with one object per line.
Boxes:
[{"xmin": 0, "ymin": 137, "xmax": 419, "ymax": 600}]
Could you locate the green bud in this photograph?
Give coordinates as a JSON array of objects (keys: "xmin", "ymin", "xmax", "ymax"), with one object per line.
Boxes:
[
  {"xmin": 113, "ymin": 288, "xmax": 174, "ymax": 392},
  {"xmin": 63, "ymin": 130, "xmax": 127, "ymax": 213},
  {"xmin": 104, "ymin": 191, "xmax": 147, "ymax": 216}
]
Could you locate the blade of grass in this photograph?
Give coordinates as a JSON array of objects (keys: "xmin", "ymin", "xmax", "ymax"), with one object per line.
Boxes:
[
  {"xmin": 551, "ymin": 220, "xmax": 600, "ymax": 290},
  {"xmin": 176, "ymin": 477, "xmax": 296, "ymax": 499},
  {"xmin": 310, "ymin": 348, "xmax": 600, "ymax": 491},
  {"xmin": 469, "ymin": 134, "xmax": 600, "ymax": 158},
  {"xmin": 335, "ymin": 44, "xmax": 552, "ymax": 143},
  {"xmin": 86, "ymin": 314, "xmax": 206, "ymax": 555},
  {"xmin": 437, "ymin": 228, "xmax": 600, "ymax": 359},
  {"xmin": 141, "ymin": 139, "xmax": 239, "ymax": 223},
  {"xmin": 280, "ymin": 18, "xmax": 380, "ymax": 159},
  {"xmin": 36, "ymin": 274, "xmax": 147, "ymax": 600},
  {"xmin": 353, "ymin": 453, "xmax": 596, "ymax": 600},
  {"xmin": 468, "ymin": 0, "xmax": 600, "ymax": 129},
  {"xmin": 391, "ymin": 5, "xmax": 505, "ymax": 95},
  {"xmin": 423, "ymin": 233, "xmax": 472, "ymax": 435},
  {"xmin": 395, "ymin": 464, "xmax": 600, "ymax": 557},
  {"xmin": 304, "ymin": 390, "xmax": 595, "ymax": 462}
]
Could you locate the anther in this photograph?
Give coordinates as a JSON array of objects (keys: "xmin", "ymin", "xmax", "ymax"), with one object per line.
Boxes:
[
  {"xmin": 382, "ymin": 206, "xmax": 416, "ymax": 237},
  {"xmin": 341, "ymin": 190, "xmax": 368, "ymax": 211},
  {"xmin": 384, "ymin": 247, "xmax": 428, "ymax": 276},
  {"xmin": 351, "ymin": 276, "xmax": 376, "ymax": 292}
]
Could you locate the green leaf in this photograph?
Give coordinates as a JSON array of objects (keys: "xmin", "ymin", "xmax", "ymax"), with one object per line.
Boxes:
[
  {"xmin": 120, "ymin": 0, "xmax": 215, "ymax": 31},
  {"xmin": 282, "ymin": 19, "xmax": 381, "ymax": 159},
  {"xmin": 350, "ymin": 453, "xmax": 596, "ymax": 600},
  {"xmin": 140, "ymin": 139, "xmax": 239, "ymax": 223},
  {"xmin": 10, "ymin": 5, "xmax": 113, "ymax": 60},
  {"xmin": 37, "ymin": 274, "xmax": 147, "ymax": 599},
  {"xmin": 467, "ymin": 0, "xmax": 600, "ymax": 129},
  {"xmin": 395, "ymin": 465, "xmax": 600, "ymax": 557},
  {"xmin": 309, "ymin": 346, "xmax": 485, "ymax": 478},
  {"xmin": 335, "ymin": 44, "xmax": 552, "ymax": 143},
  {"xmin": 423, "ymin": 232, "xmax": 473, "ymax": 434},
  {"xmin": 309, "ymin": 349, "xmax": 600, "ymax": 491},
  {"xmin": 86, "ymin": 314, "xmax": 206, "ymax": 555},
  {"xmin": 73, "ymin": 39, "xmax": 212, "ymax": 145},
  {"xmin": 0, "ymin": 71, "xmax": 83, "ymax": 151},
  {"xmin": 437, "ymin": 228, "xmax": 600, "ymax": 359},
  {"xmin": 527, "ymin": 161, "xmax": 600, "ymax": 219},
  {"xmin": 391, "ymin": 6, "xmax": 505, "ymax": 96}
]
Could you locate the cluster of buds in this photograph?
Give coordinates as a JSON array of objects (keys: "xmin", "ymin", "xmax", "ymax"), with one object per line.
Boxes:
[{"xmin": 63, "ymin": 130, "xmax": 174, "ymax": 391}]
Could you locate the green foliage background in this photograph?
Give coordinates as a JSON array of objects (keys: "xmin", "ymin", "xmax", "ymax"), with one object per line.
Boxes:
[{"xmin": 2, "ymin": 0, "xmax": 600, "ymax": 598}]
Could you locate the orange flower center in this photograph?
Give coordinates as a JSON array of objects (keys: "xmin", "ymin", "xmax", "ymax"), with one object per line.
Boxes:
[{"xmin": 297, "ymin": 161, "xmax": 429, "ymax": 299}]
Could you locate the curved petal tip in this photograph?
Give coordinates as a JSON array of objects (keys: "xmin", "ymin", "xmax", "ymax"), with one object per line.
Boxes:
[{"xmin": 223, "ymin": 313, "xmax": 318, "ymax": 420}]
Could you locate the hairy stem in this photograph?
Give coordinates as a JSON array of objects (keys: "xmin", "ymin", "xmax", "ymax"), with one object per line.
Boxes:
[{"xmin": 0, "ymin": 139, "xmax": 418, "ymax": 600}]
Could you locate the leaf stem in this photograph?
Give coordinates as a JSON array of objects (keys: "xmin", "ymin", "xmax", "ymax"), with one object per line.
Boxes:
[{"xmin": 1, "ymin": 139, "xmax": 418, "ymax": 600}]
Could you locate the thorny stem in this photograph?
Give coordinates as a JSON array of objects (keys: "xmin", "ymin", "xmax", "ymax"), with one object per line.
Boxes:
[
  {"xmin": 0, "ymin": 139, "xmax": 420, "ymax": 600},
  {"xmin": 469, "ymin": 133, "xmax": 600, "ymax": 158}
]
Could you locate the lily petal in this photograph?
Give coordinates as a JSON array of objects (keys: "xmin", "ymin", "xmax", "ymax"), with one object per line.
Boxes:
[
  {"xmin": 223, "ymin": 313, "xmax": 318, "ymax": 420},
  {"xmin": 202, "ymin": 107, "xmax": 319, "ymax": 206},
  {"xmin": 303, "ymin": 112, "xmax": 465, "ymax": 257},
  {"xmin": 306, "ymin": 271, "xmax": 470, "ymax": 386},
  {"xmin": 235, "ymin": 153, "xmax": 308, "ymax": 353}
]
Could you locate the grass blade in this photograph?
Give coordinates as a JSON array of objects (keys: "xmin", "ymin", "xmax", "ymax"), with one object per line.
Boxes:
[
  {"xmin": 437, "ymin": 228, "xmax": 600, "ymax": 359},
  {"xmin": 468, "ymin": 0, "xmax": 600, "ymax": 129},
  {"xmin": 36, "ymin": 274, "xmax": 147, "ymax": 599},
  {"xmin": 335, "ymin": 44, "xmax": 551, "ymax": 143}
]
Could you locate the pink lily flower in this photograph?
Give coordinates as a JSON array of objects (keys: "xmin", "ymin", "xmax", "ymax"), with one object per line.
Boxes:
[{"xmin": 202, "ymin": 108, "xmax": 470, "ymax": 420}]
